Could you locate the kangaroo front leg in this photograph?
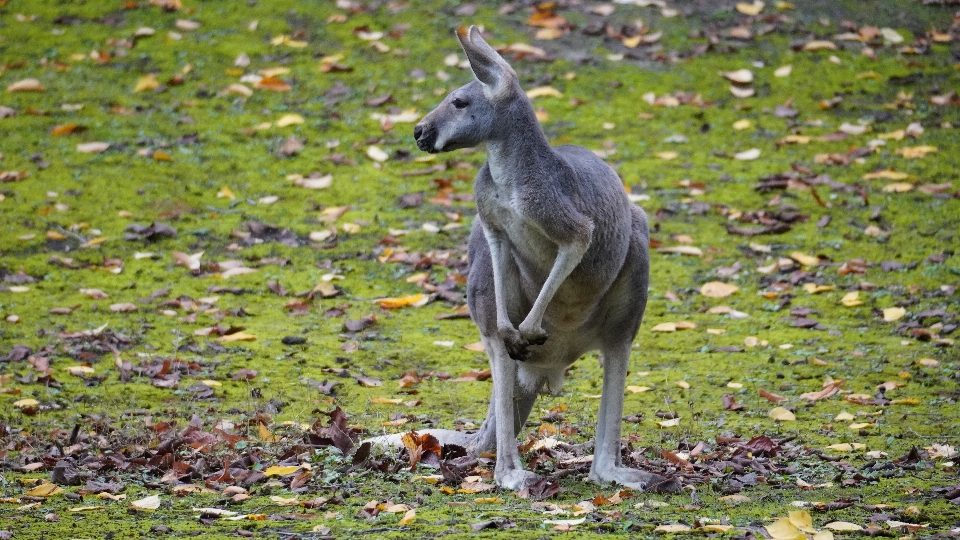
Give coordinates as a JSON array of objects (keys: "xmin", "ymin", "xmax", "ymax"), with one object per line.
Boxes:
[
  {"xmin": 589, "ymin": 342, "xmax": 680, "ymax": 493},
  {"xmin": 483, "ymin": 335, "xmax": 542, "ymax": 490},
  {"xmin": 483, "ymin": 229, "xmax": 530, "ymax": 360},
  {"xmin": 517, "ymin": 239, "xmax": 589, "ymax": 343}
]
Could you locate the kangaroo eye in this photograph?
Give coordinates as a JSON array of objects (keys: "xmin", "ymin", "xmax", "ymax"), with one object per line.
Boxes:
[{"xmin": 452, "ymin": 98, "xmax": 469, "ymax": 109}]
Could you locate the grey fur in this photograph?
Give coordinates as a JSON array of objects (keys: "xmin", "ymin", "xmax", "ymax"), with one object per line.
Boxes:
[{"xmin": 404, "ymin": 26, "xmax": 678, "ymax": 493}]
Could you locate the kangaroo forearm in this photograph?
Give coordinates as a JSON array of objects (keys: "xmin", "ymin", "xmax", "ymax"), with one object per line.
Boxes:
[{"xmin": 520, "ymin": 240, "xmax": 588, "ymax": 332}]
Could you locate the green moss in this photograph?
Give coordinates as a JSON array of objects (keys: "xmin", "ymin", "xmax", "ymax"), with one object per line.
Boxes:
[{"xmin": 2, "ymin": 0, "xmax": 959, "ymax": 537}]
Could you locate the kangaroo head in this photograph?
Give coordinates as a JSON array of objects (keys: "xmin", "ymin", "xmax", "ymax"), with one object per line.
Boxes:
[{"xmin": 414, "ymin": 26, "xmax": 519, "ymax": 154}]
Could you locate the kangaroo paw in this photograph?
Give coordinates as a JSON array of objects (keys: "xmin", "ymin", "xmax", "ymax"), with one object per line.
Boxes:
[
  {"xmin": 498, "ymin": 326, "xmax": 531, "ymax": 361},
  {"xmin": 520, "ymin": 326, "xmax": 549, "ymax": 346}
]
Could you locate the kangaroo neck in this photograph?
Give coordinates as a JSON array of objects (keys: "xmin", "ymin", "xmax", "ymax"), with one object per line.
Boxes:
[{"xmin": 485, "ymin": 98, "xmax": 555, "ymax": 186}]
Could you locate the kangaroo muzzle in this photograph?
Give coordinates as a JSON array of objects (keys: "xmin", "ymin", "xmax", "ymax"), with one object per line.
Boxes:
[{"xmin": 414, "ymin": 122, "xmax": 439, "ymax": 153}]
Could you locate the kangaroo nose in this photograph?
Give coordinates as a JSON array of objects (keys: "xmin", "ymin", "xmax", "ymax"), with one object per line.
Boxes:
[{"xmin": 414, "ymin": 124, "xmax": 423, "ymax": 140}]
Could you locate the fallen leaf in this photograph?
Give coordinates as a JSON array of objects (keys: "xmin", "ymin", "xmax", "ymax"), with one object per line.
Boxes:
[
  {"xmin": 882, "ymin": 307, "xmax": 906, "ymax": 322},
  {"xmin": 376, "ymin": 294, "xmax": 427, "ymax": 309},
  {"xmin": 701, "ymin": 282, "xmax": 739, "ymax": 298},
  {"xmin": 130, "ymin": 494, "xmax": 161, "ymax": 511},
  {"xmin": 25, "ymin": 483, "xmax": 62, "ymax": 497},
  {"xmin": 734, "ymin": 148, "xmax": 761, "ymax": 160},
  {"xmin": 825, "ymin": 521, "xmax": 863, "ymax": 531},
  {"xmin": 769, "ymin": 407, "xmax": 796, "ymax": 421},
  {"xmin": 7, "ymin": 78, "xmax": 45, "ymax": 92},
  {"xmin": 77, "ymin": 142, "xmax": 110, "ymax": 153},
  {"xmin": 526, "ymin": 86, "xmax": 563, "ymax": 99},
  {"xmin": 263, "ymin": 465, "xmax": 300, "ymax": 476}
]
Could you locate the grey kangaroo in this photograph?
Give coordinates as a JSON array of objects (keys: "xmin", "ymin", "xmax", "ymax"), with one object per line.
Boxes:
[{"xmin": 403, "ymin": 26, "xmax": 676, "ymax": 492}]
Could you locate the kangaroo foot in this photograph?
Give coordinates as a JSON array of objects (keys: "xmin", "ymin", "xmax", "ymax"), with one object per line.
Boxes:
[
  {"xmin": 589, "ymin": 466, "xmax": 681, "ymax": 493},
  {"xmin": 495, "ymin": 468, "xmax": 543, "ymax": 491}
]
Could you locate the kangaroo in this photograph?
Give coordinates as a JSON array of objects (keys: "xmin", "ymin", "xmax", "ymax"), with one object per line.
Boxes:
[{"xmin": 403, "ymin": 26, "xmax": 676, "ymax": 492}]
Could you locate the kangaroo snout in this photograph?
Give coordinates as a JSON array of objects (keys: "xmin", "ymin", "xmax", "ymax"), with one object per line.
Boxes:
[{"xmin": 413, "ymin": 122, "xmax": 439, "ymax": 153}]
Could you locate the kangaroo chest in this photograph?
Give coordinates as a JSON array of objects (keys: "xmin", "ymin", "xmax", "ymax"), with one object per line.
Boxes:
[{"xmin": 476, "ymin": 177, "xmax": 558, "ymax": 272}]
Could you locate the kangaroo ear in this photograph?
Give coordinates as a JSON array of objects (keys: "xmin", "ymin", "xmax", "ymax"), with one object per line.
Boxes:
[{"xmin": 457, "ymin": 26, "xmax": 515, "ymax": 97}]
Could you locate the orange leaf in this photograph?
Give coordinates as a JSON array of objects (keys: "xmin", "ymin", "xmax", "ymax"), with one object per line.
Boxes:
[
  {"xmin": 52, "ymin": 124, "xmax": 81, "ymax": 136},
  {"xmin": 255, "ymin": 76, "xmax": 291, "ymax": 92},
  {"xmin": 376, "ymin": 293, "xmax": 427, "ymax": 309}
]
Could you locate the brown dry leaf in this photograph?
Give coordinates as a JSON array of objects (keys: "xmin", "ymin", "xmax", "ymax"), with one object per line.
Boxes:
[
  {"xmin": 759, "ymin": 388, "xmax": 787, "ymax": 403},
  {"xmin": 700, "ymin": 282, "xmax": 739, "ymax": 298},
  {"xmin": 800, "ymin": 380, "xmax": 843, "ymax": 401}
]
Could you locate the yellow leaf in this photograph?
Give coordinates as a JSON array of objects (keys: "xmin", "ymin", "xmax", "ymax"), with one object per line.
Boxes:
[
  {"xmin": 774, "ymin": 64, "xmax": 793, "ymax": 77},
  {"xmin": 270, "ymin": 495, "xmax": 300, "ymax": 505},
  {"xmin": 804, "ymin": 283, "xmax": 836, "ymax": 294},
  {"xmin": 655, "ymin": 524, "xmax": 692, "ymax": 532},
  {"xmin": 134, "ymin": 74, "xmax": 160, "ymax": 93},
  {"xmin": 258, "ymin": 422, "xmax": 280, "ymax": 442},
  {"xmin": 676, "ymin": 381, "xmax": 691, "ymax": 389},
  {"xmin": 882, "ymin": 307, "xmax": 906, "ymax": 322},
  {"xmin": 702, "ymin": 525, "xmax": 735, "ymax": 532},
  {"xmin": 25, "ymin": 483, "xmax": 62, "ymax": 497},
  {"xmin": 849, "ymin": 422, "xmax": 874, "ymax": 429},
  {"xmin": 153, "ymin": 150, "xmax": 173, "ymax": 162},
  {"xmin": 525, "ymin": 86, "xmax": 563, "ymax": 99},
  {"xmin": 263, "ymin": 465, "xmax": 300, "ymax": 477},
  {"xmin": 736, "ymin": 1, "xmax": 765, "ymax": 15},
  {"xmin": 825, "ymin": 521, "xmax": 863, "ymax": 531},
  {"xmin": 626, "ymin": 386, "xmax": 651, "ymax": 394},
  {"xmin": 896, "ymin": 145, "xmax": 937, "ymax": 159},
  {"xmin": 656, "ymin": 418, "xmax": 681, "ymax": 428},
  {"xmin": 779, "ymin": 134, "xmax": 811, "ymax": 145},
  {"xmin": 733, "ymin": 119, "xmax": 752, "ymax": 130},
  {"xmin": 863, "ymin": 169, "xmax": 909, "ymax": 180},
  {"xmin": 834, "ymin": 412, "xmax": 855, "ymax": 421},
  {"xmin": 371, "ymin": 397, "xmax": 403, "ymax": 405},
  {"xmin": 376, "ymin": 293, "xmax": 427, "ymax": 309},
  {"xmin": 813, "ymin": 531, "xmax": 835, "ymax": 540},
  {"xmin": 68, "ymin": 505, "xmax": 106, "ymax": 513},
  {"xmin": 66, "ymin": 366, "xmax": 94, "ymax": 376},
  {"xmin": 7, "ymin": 78, "xmax": 45, "ymax": 92},
  {"xmin": 840, "ymin": 292, "xmax": 863, "ymax": 307},
  {"xmin": 473, "ymin": 497, "xmax": 504, "ymax": 503},
  {"xmin": 883, "ymin": 182, "xmax": 914, "ymax": 193},
  {"xmin": 218, "ymin": 332, "xmax": 257, "ymax": 342},
  {"xmin": 803, "ymin": 40, "xmax": 837, "ymax": 51},
  {"xmin": 655, "ymin": 151, "xmax": 679, "ymax": 160},
  {"xmin": 130, "ymin": 494, "xmax": 161, "ymax": 510},
  {"xmin": 769, "ymin": 407, "xmax": 796, "ymax": 421},
  {"xmin": 827, "ymin": 442, "xmax": 865, "ymax": 451},
  {"xmin": 651, "ymin": 322, "xmax": 677, "ymax": 332},
  {"xmin": 13, "ymin": 398, "xmax": 40, "ymax": 410},
  {"xmin": 765, "ymin": 519, "xmax": 806, "ymax": 540},
  {"xmin": 734, "ymin": 148, "xmax": 761, "ymax": 160},
  {"xmin": 790, "ymin": 251, "xmax": 819, "ymax": 266},
  {"xmin": 701, "ymin": 282, "xmax": 739, "ymax": 298},
  {"xmin": 789, "ymin": 512, "xmax": 816, "ymax": 533},
  {"xmin": 398, "ymin": 508, "xmax": 416, "ymax": 525}
]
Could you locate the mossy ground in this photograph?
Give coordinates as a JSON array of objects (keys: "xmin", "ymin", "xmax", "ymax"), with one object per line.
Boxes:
[{"xmin": 1, "ymin": 0, "xmax": 959, "ymax": 538}]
